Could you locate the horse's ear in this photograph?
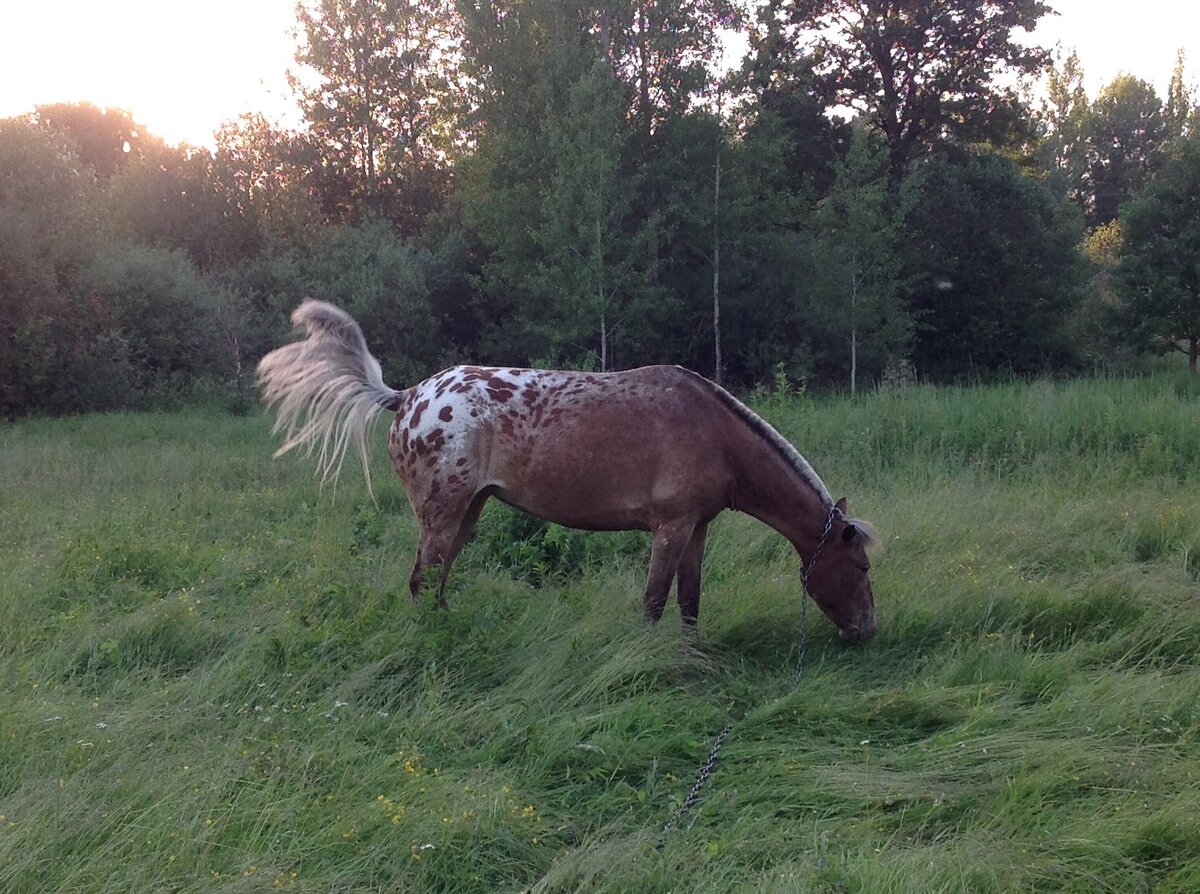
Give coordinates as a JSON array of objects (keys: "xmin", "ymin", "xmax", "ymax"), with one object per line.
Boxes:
[
  {"xmin": 835, "ymin": 496, "xmax": 848, "ymax": 514},
  {"xmin": 842, "ymin": 523, "xmax": 858, "ymax": 543}
]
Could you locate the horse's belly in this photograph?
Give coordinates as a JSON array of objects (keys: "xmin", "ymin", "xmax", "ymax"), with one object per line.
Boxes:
[{"xmin": 491, "ymin": 484, "xmax": 652, "ymax": 532}]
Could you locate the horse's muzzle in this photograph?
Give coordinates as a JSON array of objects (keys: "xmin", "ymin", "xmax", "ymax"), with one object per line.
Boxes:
[{"xmin": 839, "ymin": 616, "xmax": 877, "ymax": 644}]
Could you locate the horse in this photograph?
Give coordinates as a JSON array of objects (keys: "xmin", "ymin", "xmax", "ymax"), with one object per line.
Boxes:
[{"xmin": 258, "ymin": 300, "xmax": 878, "ymax": 643}]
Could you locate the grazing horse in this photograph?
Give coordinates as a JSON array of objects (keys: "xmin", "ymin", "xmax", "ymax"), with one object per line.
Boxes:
[{"xmin": 258, "ymin": 301, "xmax": 878, "ymax": 643}]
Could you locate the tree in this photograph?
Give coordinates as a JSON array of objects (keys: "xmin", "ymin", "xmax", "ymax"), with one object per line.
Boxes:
[
  {"xmin": 0, "ymin": 119, "xmax": 99, "ymax": 415},
  {"xmin": 901, "ymin": 147, "xmax": 1087, "ymax": 379},
  {"xmin": 213, "ymin": 114, "xmax": 317, "ymax": 246},
  {"xmin": 598, "ymin": 0, "xmax": 738, "ymax": 141},
  {"xmin": 672, "ymin": 107, "xmax": 824, "ymax": 387},
  {"xmin": 772, "ymin": 0, "xmax": 1051, "ymax": 183},
  {"xmin": 530, "ymin": 60, "xmax": 636, "ymax": 371},
  {"xmin": 85, "ymin": 243, "xmax": 219, "ymax": 380},
  {"xmin": 290, "ymin": 218, "xmax": 442, "ymax": 382},
  {"xmin": 459, "ymin": 1, "xmax": 659, "ymax": 368},
  {"xmin": 105, "ymin": 141, "xmax": 260, "ymax": 271},
  {"xmin": 292, "ymin": 0, "xmax": 461, "ymax": 229},
  {"xmin": 810, "ymin": 127, "xmax": 911, "ymax": 392},
  {"xmin": 1038, "ymin": 49, "xmax": 1091, "ymax": 212},
  {"xmin": 734, "ymin": 6, "xmax": 849, "ymax": 193},
  {"xmin": 1084, "ymin": 75, "xmax": 1165, "ymax": 226},
  {"xmin": 1164, "ymin": 49, "xmax": 1194, "ymax": 142},
  {"xmin": 1116, "ymin": 135, "xmax": 1200, "ymax": 374},
  {"xmin": 33, "ymin": 103, "xmax": 156, "ymax": 178}
]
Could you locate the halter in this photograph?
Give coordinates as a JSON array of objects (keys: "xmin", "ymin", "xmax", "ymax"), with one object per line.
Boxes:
[{"xmin": 801, "ymin": 504, "xmax": 840, "ymax": 593}]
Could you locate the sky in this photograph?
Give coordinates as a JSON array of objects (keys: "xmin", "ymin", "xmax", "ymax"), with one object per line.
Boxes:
[{"xmin": 0, "ymin": 0, "xmax": 1197, "ymax": 149}]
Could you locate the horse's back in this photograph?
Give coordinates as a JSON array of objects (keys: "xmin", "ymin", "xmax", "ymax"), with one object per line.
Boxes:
[{"xmin": 389, "ymin": 365, "xmax": 734, "ymax": 530}]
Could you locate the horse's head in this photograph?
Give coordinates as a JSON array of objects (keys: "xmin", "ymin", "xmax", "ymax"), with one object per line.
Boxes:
[{"xmin": 804, "ymin": 497, "xmax": 877, "ymax": 644}]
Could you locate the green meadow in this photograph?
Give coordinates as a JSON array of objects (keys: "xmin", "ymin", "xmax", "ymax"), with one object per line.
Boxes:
[{"xmin": 2, "ymin": 375, "xmax": 1199, "ymax": 893}]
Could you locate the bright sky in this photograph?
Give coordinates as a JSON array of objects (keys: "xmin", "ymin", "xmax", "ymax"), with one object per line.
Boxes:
[
  {"xmin": 1032, "ymin": 0, "xmax": 1200, "ymax": 96},
  {"xmin": 0, "ymin": 0, "xmax": 1196, "ymax": 149},
  {"xmin": 0, "ymin": 0, "xmax": 299, "ymax": 147}
]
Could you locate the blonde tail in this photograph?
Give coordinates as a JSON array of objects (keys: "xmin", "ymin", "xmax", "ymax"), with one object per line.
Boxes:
[{"xmin": 257, "ymin": 300, "xmax": 402, "ymax": 494}]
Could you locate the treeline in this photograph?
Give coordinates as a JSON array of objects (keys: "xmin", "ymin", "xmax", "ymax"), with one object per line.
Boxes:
[{"xmin": 3, "ymin": 0, "xmax": 1199, "ymax": 418}]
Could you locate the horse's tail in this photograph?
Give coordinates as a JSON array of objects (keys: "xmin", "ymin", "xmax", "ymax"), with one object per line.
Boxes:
[{"xmin": 257, "ymin": 300, "xmax": 402, "ymax": 494}]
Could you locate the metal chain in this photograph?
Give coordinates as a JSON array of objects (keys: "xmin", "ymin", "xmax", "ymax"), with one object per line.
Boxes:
[
  {"xmin": 793, "ymin": 593, "xmax": 809, "ymax": 684},
  {"xmin": 663, "ymin": 722, "xmax": 733, "ymax": 832},
  {"xmin": 664, "ymin": 505, "xmax": 840, "ymax": 832},
  {"xmin": 795, "ymin": 505, "xmax": 838, "ymax": 683}
]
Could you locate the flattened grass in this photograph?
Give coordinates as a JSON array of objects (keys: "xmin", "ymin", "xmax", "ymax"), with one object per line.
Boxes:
[{"xmin": 1, "ymin": 375, "xmax": 1198, "ymax": 892}]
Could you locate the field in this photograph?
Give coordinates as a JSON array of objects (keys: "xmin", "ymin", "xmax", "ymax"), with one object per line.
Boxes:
[{"xmin": 2, "ymin": 375, "xmax": 1199, "ymax": 893}]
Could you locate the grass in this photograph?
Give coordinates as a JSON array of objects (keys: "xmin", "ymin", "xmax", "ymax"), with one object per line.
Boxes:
[{"xmin": 1, "ymin": 373, "xmax": 1199, "ymax": 892}]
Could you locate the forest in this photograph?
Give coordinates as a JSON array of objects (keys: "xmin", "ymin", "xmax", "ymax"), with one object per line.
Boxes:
[{"xmin": 3, "ymin": 0, "xmax": 1200, "ymax": 419}]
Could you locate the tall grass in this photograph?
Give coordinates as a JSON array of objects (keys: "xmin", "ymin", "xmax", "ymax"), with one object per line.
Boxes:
[{"xmin": 1, "ymin": 375, "xmax": 1198, "ymax": 892}]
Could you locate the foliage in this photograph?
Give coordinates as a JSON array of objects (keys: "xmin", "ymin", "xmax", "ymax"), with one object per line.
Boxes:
[
  {"xmin": 808, "ymin": 127, "xmax": 912, "ymax": 391},
  {"xmin": 1038, "ymin": 49, "xmax": 1091, "ymax": 211},
  {"xmin": 85, "ymin": 243, "xmax": 218, "ymax": 377},
  {"xmin": 4, "ymin": 377, "xmax": 1200, "ymax": 890},
  {"xmin": 292, "ymin": 0, "xmax": 461, "ymax": 230},
  {"xmin": 773, "ymin": 0, "xmax": 1052, "ymax": 182},
  {"xmin": 1115, "ymin": 134, "xmax": 1200, "ymax": 373},
  {"xmin": 288, "ymin": 218, "xmax": 444, "ymax": 383},
  {"xmin": 32, "ymin": 102, "xmax": 155, "ymax": 178},
  {"xmin": 900, "ymin": 147, "xmax": 1088, "ymax": 380},
  {"xmin": 458, "ymin": 1, "xmax": 659, "ymax": 369},
  {"xmin": 1084, "ymin": 75, "xmax": 1167, "ymax": 226},
  {"xmin": 5, "ymin": 3, "xmax": 1200, "ymax": 415},
  {"xmin": 213, "ymin": 114, "xmax": 318, "ymax": 246}
]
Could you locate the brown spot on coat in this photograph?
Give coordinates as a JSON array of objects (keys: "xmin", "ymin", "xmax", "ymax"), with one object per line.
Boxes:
[{"xmin": 410, "ymin": 399, "xmax": 430, "ymax": 428}]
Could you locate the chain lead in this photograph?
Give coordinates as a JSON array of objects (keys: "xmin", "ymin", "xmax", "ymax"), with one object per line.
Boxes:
[
  {"xmin": 666, "ymin": 505, "xmax": 839, "ymax": 831},
  {"xmin": 795, "ymin": 505, "xmax": 838, "ymax": 683},
  {"xmin": 663, "ymin": 722, "xmax": 733, "ymax": 832}
]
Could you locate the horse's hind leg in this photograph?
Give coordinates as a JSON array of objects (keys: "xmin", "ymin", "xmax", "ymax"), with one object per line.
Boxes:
[
  {"xmin": 408, "ymin": 490, "xmax": 490, "ymax": 608},
  {"xmin": 643, "ymin": 520, "xmax": 695, "ymax": 623},
  {"xmin": 675, "ymin": 522, "xmax": 709, "ymax": 628},
  {"xmin": 433, "ymin": 490, "xmax": 491, "ymax": 607}
]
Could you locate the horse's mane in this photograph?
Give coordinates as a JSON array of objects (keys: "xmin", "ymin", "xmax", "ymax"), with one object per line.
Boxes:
[
  {"xmin": 676, "ymin": 367, "xmax": 834, "ymax": 507},
  {"xmin": 675, "ymin": 368, "xmax": 880, "ymax": 549}
]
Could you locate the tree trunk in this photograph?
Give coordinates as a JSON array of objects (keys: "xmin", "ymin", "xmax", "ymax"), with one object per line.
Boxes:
[
  {"xmin": 600, "ymin": 309, "xmax": 608, "ymax": 373},
  {"xmin": 851, "ymin": 328, "xmax": 858, "ymax": 395},
  {"xmin": 713, "ymin": 137, "xmax": 722, "ymax": 386},
  {"xmin": 1189, "ymin": 334, "xmax": 1197, "ymax": 374},
  {"xmin": 596, "ymin": 215, "xmax": 607, "ymax": 372},
  {"xmin": 850, "ymin": 260, "xmax": 858, "ymax": 396}
]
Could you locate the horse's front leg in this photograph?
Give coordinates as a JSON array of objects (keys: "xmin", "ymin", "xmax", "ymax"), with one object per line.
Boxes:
[
  {"xmin": 675, "ymin": 522, "xmax": 709, "ymax": 628},
  {"xmin": 643, "ymin": 520, "xmax": 696, "ymax": 623}
]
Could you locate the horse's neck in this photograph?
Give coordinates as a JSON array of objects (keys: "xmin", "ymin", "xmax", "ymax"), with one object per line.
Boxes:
[{"xmin": 732, "ymin": 432, "xmax": 829, "ymax": 560}]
